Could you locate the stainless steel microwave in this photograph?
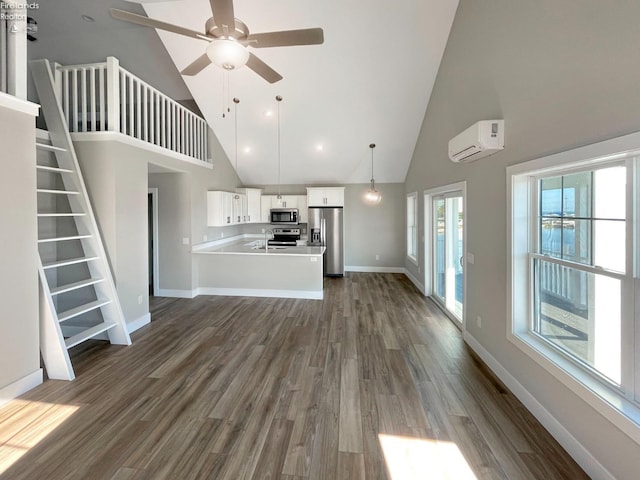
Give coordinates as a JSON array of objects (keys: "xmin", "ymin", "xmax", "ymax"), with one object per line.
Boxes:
[{"xmin": 270, "ymin": 208, "xmax": 299, "ymax": 225}]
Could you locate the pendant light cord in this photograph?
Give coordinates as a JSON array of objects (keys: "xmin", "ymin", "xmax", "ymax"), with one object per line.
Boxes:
[
  {"xmin": 276, "ymin": 95, "xmax": 283, "ymax": 197},
  {"xmin": 370, "ymin": 143, "xmax": 376, "ymax": 189},
  {"xmin": 234, "ymin": 98, "xmax": 239, "ymax": 191}
]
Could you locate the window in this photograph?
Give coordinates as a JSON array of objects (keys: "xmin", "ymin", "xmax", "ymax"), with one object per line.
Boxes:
[
  {"xmin": 508, "ymin": 134, "xmax": 640, "ymax": 438},
  {"xmin": 407, "ymin": 193, "xmax": 418, "ymax": 262}
]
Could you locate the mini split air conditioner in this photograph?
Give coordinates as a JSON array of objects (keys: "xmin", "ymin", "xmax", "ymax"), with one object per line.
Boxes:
[{"xmin": 448, "ymin": 120, "xmax": 504, "ymax": 163}]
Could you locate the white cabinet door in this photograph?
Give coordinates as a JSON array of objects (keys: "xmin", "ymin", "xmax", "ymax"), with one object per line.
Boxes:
[
  {"xmin": 236, "ymin": 188, "xmax": 262, "ymax": 223},
  {"xmin": 307, "ymin": 188, "xmax": 325, "ymax": 207},
  {"xmin": 261, "ymin": 195, "xmax": 274, "ymax": 223},
  {"xmin": 297, "ymin": 195, "xmax": 308, "ymax": 223},
  {"xmin": 207, "ymin": 191, "xmax": 234, "ymax": 226},
  {"xmin": 323, "ymin": 188, "xmax": 344, "ymax": 206}
]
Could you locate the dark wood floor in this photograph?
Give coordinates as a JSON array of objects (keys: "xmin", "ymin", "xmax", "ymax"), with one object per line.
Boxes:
[{"xmin": 0, "ymin": 273, "xmax": 588, "ymax": 479}]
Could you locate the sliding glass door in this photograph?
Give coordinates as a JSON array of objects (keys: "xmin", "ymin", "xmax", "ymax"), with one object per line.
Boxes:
[{"xmin": 433, "ymin": 192, "xmax": 464, "ymax": 321}]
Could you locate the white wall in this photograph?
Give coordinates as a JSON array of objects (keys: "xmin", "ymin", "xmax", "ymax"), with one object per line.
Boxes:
[
  {"xmin": 404, "ymin": 1, "xmax": 640, "ymax": 478},
  {"xmin": 0, "ymin": 95, "xmax": 41, "ymax": 397}
]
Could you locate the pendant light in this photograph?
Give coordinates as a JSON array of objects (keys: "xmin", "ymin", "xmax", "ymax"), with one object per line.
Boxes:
[
  {"xmin": 365, "ymin": 143, "xmax": 382, "ymax": 205},
  {"xmin": 276, "ymin": 95, "xmax": 283, "ymax": 201},
  {"xmin": 233, "ymin": 97, "xmax": 240, "ymax": 199}
]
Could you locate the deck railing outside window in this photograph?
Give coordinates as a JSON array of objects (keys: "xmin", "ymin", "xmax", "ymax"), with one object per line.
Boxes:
[{"xmin": 54, "ymin": 57, "xmax": 209, "ymax": 163}]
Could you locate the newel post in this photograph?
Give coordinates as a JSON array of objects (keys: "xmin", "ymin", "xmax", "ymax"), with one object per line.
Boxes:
[{"xmin": 106, "ymin": 56, "xmax": 120, "ymax": 132}]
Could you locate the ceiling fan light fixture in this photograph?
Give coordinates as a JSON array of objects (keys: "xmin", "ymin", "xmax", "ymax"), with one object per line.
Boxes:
[{"xmin": 206, "ymin": 39, "xmax": 249, "ymax": 70}]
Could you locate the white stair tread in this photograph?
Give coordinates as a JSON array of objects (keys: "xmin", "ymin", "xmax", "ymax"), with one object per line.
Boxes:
[
  {"xmin": 37, "ymin": 188, "xmax": 80, "ymax": 195},
  {"xmin": 50, "ymin": 278, "xmax": 104, "ymax": 296},
  {"xmin": 65, "ymin": 322, "xmax": 117, "ymax": 349},
  {"xmin": 36, "ymin": 165, "xmax": 73, "ymax": 174},
  {"xmin": 43, "ymin": 256, "xmax": 99, "ymax": 269},
  {"xmin": 36, "ymin": 142, "xmax": 67, "ymax": 152},
  {"xmin": 57, "ymin": 298, "xmax": 111, "ymax": 323},
  {"xmin": 38, "ymin": 212, "xmax": 86, "ymax": 217},
  {"xmin": 38, "ymin": 234, "xmax": 92, "ymax": 243}
]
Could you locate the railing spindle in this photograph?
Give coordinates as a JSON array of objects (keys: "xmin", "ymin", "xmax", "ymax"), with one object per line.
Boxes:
[
  {"xmin": 72, "ymin": 69, "xmax": 78, "ymax": 133},
  {"xmin": 90, "ymin": 67, "xmax": 96, "ymax": 132},
  {"xmin": 98, "ymin": 66, "xmax": 105, "ymax": 131}
]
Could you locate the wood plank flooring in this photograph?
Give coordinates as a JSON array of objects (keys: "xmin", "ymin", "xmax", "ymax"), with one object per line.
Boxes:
[{"xmin": 0, "ymin": 273, "xmax": 588, "ymax": 479}]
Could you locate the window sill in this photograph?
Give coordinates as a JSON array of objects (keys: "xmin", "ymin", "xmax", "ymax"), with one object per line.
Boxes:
[{"xmin": 508, "ymin": 330, "xmax": 640, "ymax": 445}]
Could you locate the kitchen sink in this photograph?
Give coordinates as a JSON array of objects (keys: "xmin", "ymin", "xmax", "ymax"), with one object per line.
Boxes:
[{"xmin": 251, "ymin": 245, "xmax": 287, "ymax": 250}]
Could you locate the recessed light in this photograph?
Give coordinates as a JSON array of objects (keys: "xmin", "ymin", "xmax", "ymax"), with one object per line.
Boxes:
[
  {"xmin": 243, "ymin": 146, "xmax": 252, "ymax": 154},
  {"xmin": 315, "ymin": 144, "xmax": 324, "ymax": 152},
  {"xmin": 264, "ymin": 110, "xmax": 274, "ymax": 118},
  {"xmin": 81, "ymin": 14, "xmax": 95, "ymax": 23}
]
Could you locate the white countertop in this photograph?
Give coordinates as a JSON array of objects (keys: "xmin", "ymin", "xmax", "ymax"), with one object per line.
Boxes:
[{"xmin": 193, "ymin": 239, "xmax": 325, "ymax": 257}]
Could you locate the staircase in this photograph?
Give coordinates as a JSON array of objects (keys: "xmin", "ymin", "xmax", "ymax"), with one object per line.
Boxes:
[{"xmin": 31, "ymin": 59, "xmax": 131, "ymax": 381}]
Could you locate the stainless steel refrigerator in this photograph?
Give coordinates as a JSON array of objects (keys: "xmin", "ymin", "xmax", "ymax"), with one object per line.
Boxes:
[{"xmin": 308, "ymin": 207, "xmax": 344, "ymax": 276}]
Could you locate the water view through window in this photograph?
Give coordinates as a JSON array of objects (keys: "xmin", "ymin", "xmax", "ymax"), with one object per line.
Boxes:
[{"xmin": 533, "ymin": 166, "xmax": 625, "ymax": 384}]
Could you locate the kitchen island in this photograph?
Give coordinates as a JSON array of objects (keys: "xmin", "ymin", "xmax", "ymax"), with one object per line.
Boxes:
[{"xmin": 192, "ymin": 238, "xmax": 325, "ymax": 299}]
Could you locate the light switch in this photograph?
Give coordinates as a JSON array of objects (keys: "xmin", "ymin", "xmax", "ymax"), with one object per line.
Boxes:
[
  {"xmin": 466, "ymin": 252, "xmax": 475, "ymax": 265},
  {"xmin": 182, "ymin": 237, "xmax": 189, "ymax": 245}
]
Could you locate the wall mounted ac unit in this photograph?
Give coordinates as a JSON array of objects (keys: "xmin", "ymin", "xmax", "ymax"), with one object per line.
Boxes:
[{"xmin": 448, "ymin": 120, "xmax": 504, "ymax": 163}]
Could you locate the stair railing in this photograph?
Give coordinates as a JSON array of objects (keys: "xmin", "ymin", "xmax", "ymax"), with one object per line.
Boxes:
[{"xmin": 53, "ymin": 56, "xmax": 209, "ymax": 163}]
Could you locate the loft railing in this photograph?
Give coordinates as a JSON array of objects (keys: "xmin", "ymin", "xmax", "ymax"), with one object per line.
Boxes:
[{"xmin": 53, "ymin": 57, "xmax": 209, "ymax": 163}]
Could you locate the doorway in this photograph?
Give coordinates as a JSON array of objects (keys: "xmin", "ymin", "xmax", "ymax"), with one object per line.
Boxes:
[
  {"xmin": 424, "ymin": 182, "xmax": 466, "ymax": 326},
  {"xmin": 148, "ymin": 188, "xmax": 159, "ymax": 296}
]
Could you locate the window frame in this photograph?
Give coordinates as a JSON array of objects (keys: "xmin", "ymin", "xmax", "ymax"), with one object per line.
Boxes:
[
  {"xmin": 407, "ymin": 192, "xmax": 418, "ymax": 264},
  {"xmin": 507, "ymin": 132, "xmax": 640, "ymax": 444}
]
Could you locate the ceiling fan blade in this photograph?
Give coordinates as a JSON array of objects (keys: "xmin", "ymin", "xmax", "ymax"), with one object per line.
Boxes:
[
  {"xmin": 246, "ymin": 28, "xmax": 324, "ymax": 48},
  {"xmin": 180, "ymin": 53, "xmax": 212, "ymax": 76},
  {"xmin": 246, "ymin": 53, "xmax": 283, "ymax": 84},
  {"xmin": 110, "ymin": 9, "xmax": 210, "ymax": 41},
  {"xmin": 209, "ymin": 0, "xmax": 235, "ymax": 30}
]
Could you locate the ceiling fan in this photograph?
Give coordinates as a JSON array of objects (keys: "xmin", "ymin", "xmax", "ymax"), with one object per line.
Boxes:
[{"xmin": 110, "ymin": 0, "xmax": 324, "ymax": 84}]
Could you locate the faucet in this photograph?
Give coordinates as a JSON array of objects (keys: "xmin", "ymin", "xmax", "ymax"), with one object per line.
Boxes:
[{"xmin": 264, "ymin": 229, "xmax": 273, "ymax": 253}]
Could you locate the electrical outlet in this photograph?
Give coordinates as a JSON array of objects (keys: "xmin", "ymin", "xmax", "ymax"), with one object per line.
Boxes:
[
  {"xmin": 138, "ymin": 295, "xmax": 143, "ymax": 305},
  {"xmin": 310, "ymin": 257, "xmax": 318, "ymax": 262},
  {"xmin": 261, "ymin": 228, "xmax": 265, "ymax": 234},
  {"xmin": 375, "ymin": 254, "xmax": 380, "ymax": 261},
  {"xmin": 221, "ymin": 232, "xmax": 225, "ymax": 238},
  {"xmin": 477, "ymin": 316, "xmax": 482, "ymax": 328},
  {"xmin": 182, "ymin": 237, "xmax": 189, "ymax": 245},
  {"xmin": 203, "ymin": 234, "xmax": 207, "ymax": 241}
]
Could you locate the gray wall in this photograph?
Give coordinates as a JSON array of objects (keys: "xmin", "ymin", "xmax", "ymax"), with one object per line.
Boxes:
[
  {"xmin": 76, "ymin": 141, "xmax": 150, "ymax": 326},
  {"xmin": 344, "ymin": 183, "xmax": 405, "ymax": 268},
  {"xmin": 404, "ymin": 1, "xmax": 640, "ymax": 478},
  {"xmin": 0, "ymin": 100, "xmax": 40, "ymax": 391}
]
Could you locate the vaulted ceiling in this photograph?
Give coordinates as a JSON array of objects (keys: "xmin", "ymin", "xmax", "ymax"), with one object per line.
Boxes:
[{"xmin": 28, "ymin": 0, "xmax": 458, "ymax": 185}]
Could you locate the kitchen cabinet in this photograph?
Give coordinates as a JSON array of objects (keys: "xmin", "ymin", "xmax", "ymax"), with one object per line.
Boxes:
[
  {"xmin": 236, "ymin": 188, "xmax": 262, "ymax": 223},
  {"xmin": 307, "ymin": 187, "xmax": 345, "ymax": 207},
  {"xmin": 270, "ymin": 195, "xmax": 299, "ymax": 209},
  {"xmin": 207, "ymin": 191, "xmax": 234, "ymax": 226}
]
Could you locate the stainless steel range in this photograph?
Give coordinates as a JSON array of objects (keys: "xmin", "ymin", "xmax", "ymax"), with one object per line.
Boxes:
[{"xmin": 268, "ymin": 228, "xmax": 301, "ymax": 246}]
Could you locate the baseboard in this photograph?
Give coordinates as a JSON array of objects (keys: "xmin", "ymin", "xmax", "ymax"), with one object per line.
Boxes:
[
  {"xmin": 0, "ymin": 369, "xmax": 43, "ymax": 407},
  {"xmin": 127, "ymin": 312, "xmax": 151, "ymax": 334},
  {"xmin": 155, "ymin": 288, "xmax": 198, "ymax": 299},
  {"xmin": 197, "ymin": 287, "xmax": 322, "ymax": 300},
  {"xmin": 345, "ymin": 266, "xmax": 406, "ymax": 273},
  {"xmin": 463, "ymin": 332, "xmax": 615, "ymax": 480},
  {"xmin": 403, "ymin": 268, "xmax": 425, "ymax": 294}
]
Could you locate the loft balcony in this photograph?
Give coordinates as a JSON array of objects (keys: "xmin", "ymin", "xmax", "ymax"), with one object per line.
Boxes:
[{"xmin": 51, "ymin": 57, "xmax": 209, "ymax": 166}]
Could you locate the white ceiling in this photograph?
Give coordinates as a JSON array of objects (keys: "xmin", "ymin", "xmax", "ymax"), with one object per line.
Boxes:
[{"xmin": 29, "ymin": 0, "xmax": 458, "ymax": 185}]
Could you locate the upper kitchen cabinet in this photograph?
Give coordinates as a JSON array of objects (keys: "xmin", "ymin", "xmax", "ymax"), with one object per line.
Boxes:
[
  {"xmin": 307, "ymin": 187, "xmax": 345, "ymax": 207},
  {"xmin": 207, "ymin": 191, "xmax": 246, "ymax": 226},
  {"xmin": 236, "ymin": 188, "xmax": 262, "ymax": 223},
  {"xmin": 207, "ymin": 191, "xmax": 234, "ymax": 226},
  {"xmin": 270, "ymin": 195, "xmax": 299, "ymax": 209}
]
